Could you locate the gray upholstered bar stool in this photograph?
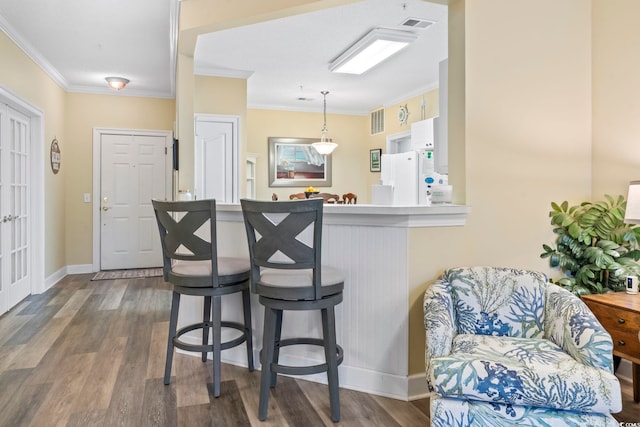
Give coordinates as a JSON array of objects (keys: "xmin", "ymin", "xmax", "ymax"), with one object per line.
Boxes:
[
  {"xmin": 152, "ymin": 199, "xmax": 254, "ymax": 397},
  {"xmin": 240, "ymin": 198, "xmax": 344, "ymax": 421}
]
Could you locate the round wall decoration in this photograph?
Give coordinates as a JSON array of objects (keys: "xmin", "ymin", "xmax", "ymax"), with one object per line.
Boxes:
[
  {"xmin": 50, "ymin": 138, "xmax": 61, "ymax": 174},
  {"xmin": 397, "ymin": 104, "xmax": 409, "ymax": 125}
]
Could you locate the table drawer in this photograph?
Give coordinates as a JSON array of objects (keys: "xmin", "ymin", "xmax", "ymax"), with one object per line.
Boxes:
[
  {"xmin": 585, "ymin": 301, "xmax": 640, "ymax": 356},
  {"xmin": 609, "ymin": 329, "xmax": 640, "ymax": 356}
]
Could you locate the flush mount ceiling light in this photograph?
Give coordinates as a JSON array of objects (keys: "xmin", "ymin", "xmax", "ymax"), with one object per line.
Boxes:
[
  {"xmin": 329, "ymin": 28, "xmax": 419, "ymax": 75},
  {"xmin": 312, "ymin": 91, "xmax": 338, "ymax": 156},
  {"xmin": 105, "ymin": 77, "xmax": 130, "ymax": 90}
]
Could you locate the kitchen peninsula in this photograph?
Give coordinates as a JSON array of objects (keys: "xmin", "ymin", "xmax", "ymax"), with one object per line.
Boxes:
[{"xmin": 177, "ymin": 203, "xmax": 470, "ymax": 400}]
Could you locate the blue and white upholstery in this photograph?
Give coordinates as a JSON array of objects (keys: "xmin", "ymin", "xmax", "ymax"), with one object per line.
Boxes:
[{"xmin": 424, "ymin": 267, "xmax": 622, "ymax": 427}]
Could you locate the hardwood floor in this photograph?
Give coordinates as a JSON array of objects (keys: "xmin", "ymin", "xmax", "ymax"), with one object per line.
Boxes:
[
  {"xmin": 0, "ymin": 274, "xmax": 429, "ymax": 426},
  {"xmin": 0, "ymin": 274, "xmax": 637, "ymax": 426}
]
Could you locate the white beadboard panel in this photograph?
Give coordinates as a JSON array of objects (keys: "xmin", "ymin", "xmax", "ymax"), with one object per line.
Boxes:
[
  {"xmin": 174, "ymin": 205, "xmax": 460, "ymax": 398},
  {"xmin": 323, "ymin": 224, "xmax": 409, "ymax": 377}
]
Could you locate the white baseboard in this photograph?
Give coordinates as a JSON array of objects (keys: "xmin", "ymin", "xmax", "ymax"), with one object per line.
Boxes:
[
  {"xmin": 66, "ymin": 264, "xmax": 93, "ymax": 274},
  {"xmin": 407, "ymin": 373, "xmax": 430, "ymax": 401},
  {"xmin": 178, "ymin": 334, "xmax": 422, "ymax": 401},
  {"xmin": 43, "ymin": 266, "xmax": 67, "ymax": 292},
  {"xmin": 41, "ymin": 264, "xmax": 94, "ymax": 294}
]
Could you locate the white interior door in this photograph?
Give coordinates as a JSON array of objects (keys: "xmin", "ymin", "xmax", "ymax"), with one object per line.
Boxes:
[
  {"xmin": 100, "ymin": 133, "xmax": 167, "ymax": 270},
  {"xmin": 194, "ymin": 115, "xmax": 239, "ymax": 203},
  {"xmin": 0, "ymin": 105, "xmax": 31, "ymax": 314}
]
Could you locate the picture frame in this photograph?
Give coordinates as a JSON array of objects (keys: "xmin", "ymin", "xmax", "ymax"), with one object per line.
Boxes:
[
  {"xmin": 268, "ymin": 137, "xmax": 332, "ymax": 187},
  {"xmin": 370, "ymin": 148, "xmax": 382, "ymax": 172}
]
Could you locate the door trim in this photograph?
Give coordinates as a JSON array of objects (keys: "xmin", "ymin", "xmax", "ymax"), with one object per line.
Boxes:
[
  {"xmin": 92, "ymin": 128, "xmax": 173, "ymax": 272},
  {"xmin": 0, "ymin": 86, "xmax": 44, "ymax": 295}
]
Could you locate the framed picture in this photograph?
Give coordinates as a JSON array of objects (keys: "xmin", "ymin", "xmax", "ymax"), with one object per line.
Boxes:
[
  {"xmin": 268, "ymin": 137, "xmax": 332, "ymax": 187},
  {"xmin": 370, "ymin": 148, "xmax": 382, "ymax": 172}
]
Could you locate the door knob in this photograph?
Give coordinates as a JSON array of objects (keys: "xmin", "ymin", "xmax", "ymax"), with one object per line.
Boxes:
[{"xmin": 102, "ymin": 197, "xmax": 112, "ymax": 211}]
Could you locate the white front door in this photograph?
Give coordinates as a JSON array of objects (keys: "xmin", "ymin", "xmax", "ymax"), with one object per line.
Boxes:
[
  {"xmin": 0, "ymin": 105, "xmax": 31, "ymax": 314},
  {"xmin": 194, "ymin": 115, "xmax": 239, "ymax": 203},
  {"xmin": 100, "ymin": 133, "xmax": 168, "ymax": 270}
]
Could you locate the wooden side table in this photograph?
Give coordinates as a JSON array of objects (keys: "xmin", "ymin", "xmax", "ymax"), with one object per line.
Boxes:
[{"xmin": 582, "ymin": 292, "xmax": 640, "ymax": 403}]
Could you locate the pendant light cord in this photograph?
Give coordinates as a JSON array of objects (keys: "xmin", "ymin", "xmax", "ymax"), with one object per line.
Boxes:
[{"xmin": 321, "ymin": 90, "xmax": 329, "ymax": 137}]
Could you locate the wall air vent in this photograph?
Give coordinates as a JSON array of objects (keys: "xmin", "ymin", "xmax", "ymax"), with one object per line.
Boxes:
[
  {"xmin": 370, "ymin": 108, "xmax": 385, "ymax": 135},
  {"xmin": 400, "ymin": 18, "xmax": 435, "ymax": 29}
]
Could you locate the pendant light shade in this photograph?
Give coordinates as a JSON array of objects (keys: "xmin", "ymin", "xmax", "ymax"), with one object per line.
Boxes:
[{"xmin": 312, "ymin": 91, "xmax": 338, "ymax": 155}]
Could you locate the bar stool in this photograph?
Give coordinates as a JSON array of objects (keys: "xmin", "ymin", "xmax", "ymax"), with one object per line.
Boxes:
[
  {"xmin": 152, "ymin": 199, "xmax": 254, "ymax": 397},
  {"xmin": 240, "ymin": 198, "xmax": 344, "ymax": 421}
]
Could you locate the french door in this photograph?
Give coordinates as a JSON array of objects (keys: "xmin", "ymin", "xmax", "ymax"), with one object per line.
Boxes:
[{"xmin": 0, "ymin": 104, "xmax": 31, "ymax": 315}]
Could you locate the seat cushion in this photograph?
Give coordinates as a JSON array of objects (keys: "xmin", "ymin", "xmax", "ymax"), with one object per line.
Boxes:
[
  {"xmin": 429, "ymin": 334, "xmax": 621, "ymax": 414},
  {"xmin": 444, "ymin": 267, "xmax": 547, "ymax": 338},
  {"xmin": 257, "ymin": 265, "xmax": 344, "ymax": 300},
  {"xmin": 430, "ymin": 395, "xmax": 620, "ymax": 427},
  {"xmin": 170, "ymin": 257, "xmax": 250, "ymax": 286}
]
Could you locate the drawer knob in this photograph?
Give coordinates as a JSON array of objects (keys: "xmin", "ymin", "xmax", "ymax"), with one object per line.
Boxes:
[
  {"xmin": 617, "ymin": 340, "xmax": 626, "ymax": 346},
  {"xmin": 617, "ymin": 318, "xmax": 625, "ymax": 324}
]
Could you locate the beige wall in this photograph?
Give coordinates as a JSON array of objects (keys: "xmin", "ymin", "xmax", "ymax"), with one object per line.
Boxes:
[
  {"xmin": 1, "ymin": 31, "xmax": 176, "ymax": 273},
  {"xmin": 189, "ymin": 82, "xmax": 438, "ymax": 204},
  {"xmin": 184, "ymin": 75, "xmax": 249, "ymax": 195},
  {"xmin": 247, "ymin": 109, "xmax": 369, "ymax": 201},
  {"xmin": 592, "ymin": 0, "xmax": 640, "ymax": 198},
  {"xmin": 407, "ymin": 0, "xmax": 593, "ymax": 373},
  {"xmin": 64, "ymin": 94, "xmax": 175, "ymax": 265}
]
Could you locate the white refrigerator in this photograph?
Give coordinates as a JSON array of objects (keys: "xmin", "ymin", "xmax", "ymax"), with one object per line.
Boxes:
[{"xmin": 373, "ymin": 151, "xmax": 431, "ymax": 205}]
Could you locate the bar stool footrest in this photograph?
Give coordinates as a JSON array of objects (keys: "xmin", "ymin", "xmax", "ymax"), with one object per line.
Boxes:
[
  {"xmin": 265, "ymin": 337, "xmax": 344, "ymax": 376},
  {"xmin": 174, "ymin": 321, "xmax": 248, "ymax": 353}
]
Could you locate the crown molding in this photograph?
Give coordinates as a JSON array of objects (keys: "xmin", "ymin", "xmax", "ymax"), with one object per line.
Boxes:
[
  {"xmin": 247, "ymin": 102, "xmax": 368, "ymax": 116},
  {"xmin": 383, "ymin": 81, "xmax": 439, "ymax": 108},
  {"xmin": 0, "ymin": 13, "xmax": 69, "ymax": 90},
  {"xmin": 194, "ymin": 64, "xmax": 254, "ymax": 79},
  {"xmin": 65, "ymin": 84, "xmax": 174, "ymax": 99}
]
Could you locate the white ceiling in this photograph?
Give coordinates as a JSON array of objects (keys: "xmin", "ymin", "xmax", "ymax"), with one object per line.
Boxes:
[
  {"xmin": 0, "ymin": 0, "xmax": 447, "ymax": 114},
  {"xmin": 0, "ymin": 0, "xmax": 178, "ymax": 98},
  {"xmin": 195, "ymin": 0, "xmax": 447, "ymax": 115}
]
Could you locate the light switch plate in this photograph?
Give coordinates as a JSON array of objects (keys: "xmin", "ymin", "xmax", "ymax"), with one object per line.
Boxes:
[{"xmin": 83, "ymin": 193, "xmax": 91, "ymax": 203}]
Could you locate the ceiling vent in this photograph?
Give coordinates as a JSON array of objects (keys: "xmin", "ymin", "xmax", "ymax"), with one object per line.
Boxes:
[
  {"xmin": 370, "ymin": 108, "xmax": 385, "ymax": 135},
  {"xmin": 400, "ymin": 18, "xmax": 434, "ymax": 29}
]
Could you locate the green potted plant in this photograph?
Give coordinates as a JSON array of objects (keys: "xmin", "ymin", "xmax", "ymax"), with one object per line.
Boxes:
[{"xmin": 540, "ymin": 195, "xmax": 640, "ymax": 295}]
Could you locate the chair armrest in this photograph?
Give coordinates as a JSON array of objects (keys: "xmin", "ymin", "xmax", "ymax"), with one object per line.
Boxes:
[
  {"xmin": 543, "ymin": 284, "xmax": 614, "ymax": 373},
  {"xmin": 424, "ymin": 279, "xmax": 457, "ymax": 390}
]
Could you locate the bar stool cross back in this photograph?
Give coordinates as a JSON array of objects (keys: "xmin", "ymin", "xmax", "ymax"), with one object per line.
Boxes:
[
  {"xmin": 152, "ymin": 199, "xmax": 254, "ymax": 398},
  {"xmin": 241, "ymin": 198, "xmax": 344, "ymax": 421}
]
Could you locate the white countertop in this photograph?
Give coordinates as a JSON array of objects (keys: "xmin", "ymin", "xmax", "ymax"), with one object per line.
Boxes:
[{"xmin": 217, "ymin": 203, "xmax": 470, "ymax": 228}]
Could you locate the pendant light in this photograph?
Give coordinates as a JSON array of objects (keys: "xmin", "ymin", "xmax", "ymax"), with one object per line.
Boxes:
[{"xmin": 312, "ymin": 91, "xmax": 338, "ymax": 155}]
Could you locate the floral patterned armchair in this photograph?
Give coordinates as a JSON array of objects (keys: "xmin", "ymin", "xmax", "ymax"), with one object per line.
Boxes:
[{"xmin": 423, "ymin": 267, "xmax": 622, "ymax": 427}]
